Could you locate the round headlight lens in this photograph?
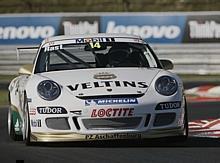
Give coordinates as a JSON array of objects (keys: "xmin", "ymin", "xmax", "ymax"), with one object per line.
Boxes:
[
  {"xmin": 155, "ymin": 76, "xmax": 178, "ymax": 96},
  {"xmin": 37, "ymin": 80, "xmax": 61, "ymax": 101}
]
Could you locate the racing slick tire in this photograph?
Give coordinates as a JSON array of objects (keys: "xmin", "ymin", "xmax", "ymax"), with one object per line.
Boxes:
[
  {"xmin": 169, "ymin": 98, "xmax": 188, "ymax": 142},
  {"xmin": 22, "ymin": 95, "xmax": 31, "ymax": 145},
  {"xmin": 8, "ymin": 106, "xmax": 23, "ymax": 141}
]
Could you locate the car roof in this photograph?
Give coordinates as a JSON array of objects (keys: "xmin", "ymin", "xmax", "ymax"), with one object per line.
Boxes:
[{"xmin": 41, "ymin": 33, "xmax": 143, "ymax": 45}]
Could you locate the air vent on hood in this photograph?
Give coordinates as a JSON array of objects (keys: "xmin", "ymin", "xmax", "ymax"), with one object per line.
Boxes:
[{"xmin": 76, "ymin": 93, "xmax": 145, "ymax": 100}]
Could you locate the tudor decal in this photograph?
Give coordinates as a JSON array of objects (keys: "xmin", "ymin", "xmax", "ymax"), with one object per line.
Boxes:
[
  {"xmin": 91, "ymin": 108, "xmax": 134, "ymax": 117},
  {"xmin": 37, "ymin": 106, "xmax": 67, "ymax": 114},
  {"xmin": 67, "ymin": 81, "xmax": 148, "ymax": 91}
]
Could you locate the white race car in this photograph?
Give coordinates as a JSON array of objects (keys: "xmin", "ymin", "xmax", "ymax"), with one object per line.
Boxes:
[{"xmin": 8, "ymin": 33, "xmax": 188, "ymax": 145}]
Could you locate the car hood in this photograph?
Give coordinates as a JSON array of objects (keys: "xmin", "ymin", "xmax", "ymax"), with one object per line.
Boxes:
[{"xmin": 39, "ymin": 68, "xmax": 161, "ymax": 97}]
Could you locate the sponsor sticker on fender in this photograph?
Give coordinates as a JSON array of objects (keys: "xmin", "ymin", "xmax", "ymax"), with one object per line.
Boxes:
[
  {"xmin": 31, "ymin": 119, "xmax": 41, "ymax": 127},
  {"xmin": 91, "ymin": 108, "xmax": 134, "ymax": 117},
  {"xmin": 29, "ymin": 108, "xmax": 36, "ymax": 115}
]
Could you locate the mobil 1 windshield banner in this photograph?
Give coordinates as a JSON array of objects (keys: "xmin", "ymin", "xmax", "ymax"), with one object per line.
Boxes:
[
  {"xmin": 183, "ymin": 15, "xmax": 220, "ymax": 43},
  {"xmin": 0, "ymin": 16, "xmax": 61, "ymax": 44},
  {"xmin": 100, "ymin": 15, "xmax": 186, "ymax": 43}
]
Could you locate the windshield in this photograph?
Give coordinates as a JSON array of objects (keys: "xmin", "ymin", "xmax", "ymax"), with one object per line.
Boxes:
[{"xmin": 34, "ymin": 42, "xmax": 159, "ymax": 73}]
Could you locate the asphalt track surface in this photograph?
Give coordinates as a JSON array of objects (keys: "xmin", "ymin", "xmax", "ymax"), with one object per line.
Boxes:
[{"xmin": 0, "ymin": 102, "xmax": 220, "ymax": 163}]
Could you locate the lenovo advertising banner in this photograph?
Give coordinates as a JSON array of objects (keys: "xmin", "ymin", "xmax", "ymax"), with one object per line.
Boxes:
[
  {"xmin": 100, "ymin": 15, "xmax": 186, "ymax": 43},
  {"xmin": 0, "ymin": 12, "xmax": 220, "ymax": 45},
  {"xmin": 0, "ymin": 16, "xmax": 60, "ymax": 44}
]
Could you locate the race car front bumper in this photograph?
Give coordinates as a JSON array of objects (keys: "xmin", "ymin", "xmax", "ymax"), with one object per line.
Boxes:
[{"xmin": 30, "ymin": 126, "xmax": 184, "ymax": 142}]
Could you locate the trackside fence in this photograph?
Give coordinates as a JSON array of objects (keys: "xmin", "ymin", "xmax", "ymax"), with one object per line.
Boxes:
[{"xmin": 0, "ymin": 44, "xmax": 220, "ymax": 75}]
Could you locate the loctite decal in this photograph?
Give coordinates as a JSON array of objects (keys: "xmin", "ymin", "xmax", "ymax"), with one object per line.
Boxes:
[{"xmin": 91, "ymin": 108, "xmax": 134, "ymax": 117}]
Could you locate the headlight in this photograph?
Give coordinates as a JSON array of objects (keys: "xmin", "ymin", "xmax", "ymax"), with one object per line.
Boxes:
[
  {"xmin": 37, "ymin": 80, "xmax": 61, "ymax": 101},
  {"xmin": 155, "ymin": 76, "xmax": 178, "ymax": 96}
]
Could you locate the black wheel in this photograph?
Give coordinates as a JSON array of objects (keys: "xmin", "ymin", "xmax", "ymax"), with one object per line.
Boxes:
[{"xmin": 8, "ymin": 106, "xmax": 23, "ymax": 141}]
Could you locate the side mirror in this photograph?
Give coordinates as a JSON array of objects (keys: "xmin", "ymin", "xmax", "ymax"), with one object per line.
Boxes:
[
  {"xmin": 160, "ymin": 59, "xmax": 174, "ymax": 70},
  {"xmin": 18, "ymin": 64, "xmax": 33, "ymax": 75}
]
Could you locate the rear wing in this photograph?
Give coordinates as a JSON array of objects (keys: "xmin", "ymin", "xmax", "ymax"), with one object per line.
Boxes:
[
  {"xmin": 16, "ymin": 46, "xmax": 39, "ymax": 61},
  {"xmin": 16, "ymin": 46, "xmax": 39, "ymax": 74}
]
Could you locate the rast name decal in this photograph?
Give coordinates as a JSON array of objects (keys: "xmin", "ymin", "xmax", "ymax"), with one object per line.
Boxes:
[
  {"xmin": 44, "ymin": 44, "xmax": 63, "ymax": 52},
  {"xmin": 85, "ymin": 98, "xmax": 138, "ymax": 106},
  {"xmin": 67, "ymin": 80, "xmax": 148, "ymax": 91},
  {"xmin": 85, "ymin": 133, "xmax": 141, "ymax": 140},
  {"xmin": 91, "ymin": 108, "xmax": 134, "ymax": 117}
]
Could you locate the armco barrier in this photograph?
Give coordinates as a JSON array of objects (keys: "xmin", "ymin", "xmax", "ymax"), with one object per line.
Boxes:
[
  {"xmin": 152, "ymin": 44, "xmax": 220, "ymax": 74},
  {"xmin": 1, "ymin": 44, "xmax": 220, "ymax": 75}
]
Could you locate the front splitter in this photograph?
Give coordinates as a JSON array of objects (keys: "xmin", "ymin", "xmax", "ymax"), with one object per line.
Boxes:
[{"xmin": 31, "ymin": 127, "xmax": 183, "ymax": 142}]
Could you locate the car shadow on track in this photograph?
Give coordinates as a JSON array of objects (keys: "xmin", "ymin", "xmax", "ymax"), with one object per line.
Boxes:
[{"xmin": 33, "ymin": 137, "xmax": 220, "ymax": 148}]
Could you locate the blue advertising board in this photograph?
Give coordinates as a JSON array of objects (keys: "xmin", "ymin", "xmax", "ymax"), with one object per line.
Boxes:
[
  {"xmin": 100, "ymin": 15, "xmax": 186, "ymax": 43},
  {"xmin": 0, "ymin": 16, "xmax": 60, "ymax": 44},
  {"xmin": 0, "ymin": 13, "xmax": 219, "ymax": 45}
]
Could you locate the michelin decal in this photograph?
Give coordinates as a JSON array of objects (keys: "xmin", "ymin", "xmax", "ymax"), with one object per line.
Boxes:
[{"xmin": 85, "ymin": 98, "xmax": 138, "ymax": 106}]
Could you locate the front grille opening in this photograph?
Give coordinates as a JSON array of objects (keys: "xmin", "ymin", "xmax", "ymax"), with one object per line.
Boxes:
[
  {"xmin": 46, "ymin": 117, "xmax": 70, "ymax": 130},
  {"xmin": 82, "ymin": 117, "xmax": 142, "ymax": 130},
  {"xmin": 73, "ymin": 117, "xmax": 80, "ymax": 130},
  {"xmin": 144, "ymin": 114, "xmax": 151, "ymax": 127},
  {"xmin": 153, "ymin": 113, "xmax": 176, "ymax": 127}
]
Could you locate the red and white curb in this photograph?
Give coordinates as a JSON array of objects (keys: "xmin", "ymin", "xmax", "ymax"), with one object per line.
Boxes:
[
  {"xmin": 189, "ymin": 118, "xmax": 220, "ymax": 138},
  {"xmin": 185, "ymin": 85, "xmax": 220, "ymax": 102}
]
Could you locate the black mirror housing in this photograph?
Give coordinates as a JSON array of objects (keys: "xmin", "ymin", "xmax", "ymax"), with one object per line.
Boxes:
[{"xmin": 160, "ymin": 59, "xmax": 174, "ymax": 70}]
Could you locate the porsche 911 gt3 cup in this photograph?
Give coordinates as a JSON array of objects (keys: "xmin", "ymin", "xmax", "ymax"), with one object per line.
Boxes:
[{"xmin": 8, "ymin": 33, "xmax": 188, "ymax": 145}]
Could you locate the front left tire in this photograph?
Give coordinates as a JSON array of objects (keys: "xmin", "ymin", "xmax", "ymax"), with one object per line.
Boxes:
[
  {"xmin": 8, "ymin": 106, "xmax": 23, "ymax": 141},
  {"xmin": 22, "ymin": 95, "xmax": 31, "ymax": 145}
]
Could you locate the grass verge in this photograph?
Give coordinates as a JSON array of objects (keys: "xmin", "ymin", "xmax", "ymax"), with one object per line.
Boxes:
[
  {"xmin": 0, "ymin": 75, "xmax": 16, "ymax": 82},
  {"xmin": 179, "ymin": 74, "xmax": 220, "ymax": 82},
  {"xmin": 0, "ymin": 90, "xmax": 8, "ymax": 107}
]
